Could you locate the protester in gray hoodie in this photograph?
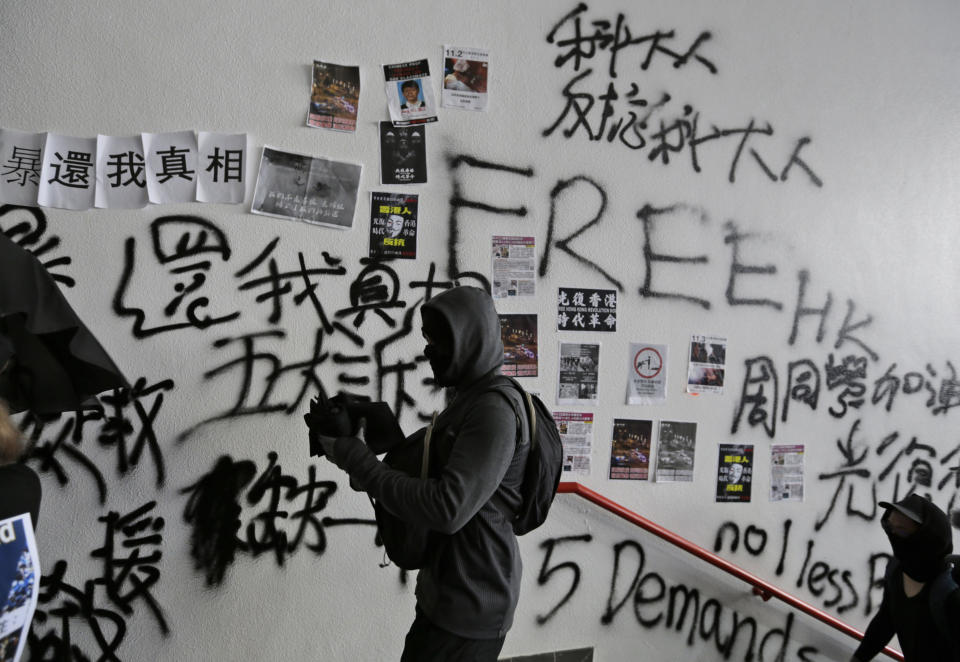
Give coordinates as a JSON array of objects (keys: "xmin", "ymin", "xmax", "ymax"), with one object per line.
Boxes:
[{"xmin": 317, "ymin": 286, "xmax": 529, "ymax": 662}]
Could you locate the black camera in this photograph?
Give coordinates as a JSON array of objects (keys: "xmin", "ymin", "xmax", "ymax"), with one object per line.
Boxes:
[{"xmin": 304, "ymin": 391, "xmax": 405, "ymax": 457}]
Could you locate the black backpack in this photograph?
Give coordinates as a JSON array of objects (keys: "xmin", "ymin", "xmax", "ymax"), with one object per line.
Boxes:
[{"xmin": 486, "ymin": 376, "xmax": 564, "ymax": 535}]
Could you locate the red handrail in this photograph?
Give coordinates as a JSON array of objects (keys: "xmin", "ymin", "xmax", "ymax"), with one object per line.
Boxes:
[{"xmin": 558, "ymin": 482, "xmax": 903, "ymax": 661}]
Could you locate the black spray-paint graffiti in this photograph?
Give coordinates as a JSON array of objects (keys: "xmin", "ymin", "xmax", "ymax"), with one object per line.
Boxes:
[
  {"xmin": 535, "ymin": 534, "xmax": 818, "ymax": 662},
  {"xmin": 17, "ymin": 376, "xmax": 174, "ymax": 504},
  {"xmin": 544, "ymin": 4, "xmax": 822, "ymax": 187},
  {"xmin": 181, "ymin": 452, "xmax": 377, "ymax": 581},
  {"xmin": 712, "ymin": 518, "xmax": 893, "ymax": 619},
  {"xmin": 28, "ymin": 501, "xmax": 168, "ymax": 661},
  {"xmin": 0, "ymin": 204, "xmax": 74, "ymax": 287}
]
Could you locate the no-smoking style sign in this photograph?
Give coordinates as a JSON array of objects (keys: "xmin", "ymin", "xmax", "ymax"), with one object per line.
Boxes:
[{"xmin": 627, "ymin": 343, "xmax": 668, "ymax": 404}]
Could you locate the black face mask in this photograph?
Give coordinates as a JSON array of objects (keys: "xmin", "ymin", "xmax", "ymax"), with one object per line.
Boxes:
[
  {"xmin": 423, "ymin": 344, "xmax": 454, "ymax": 387},
  {"xmin": 882, "ymin": 509, "xmax": 950, "ymax": 582}
]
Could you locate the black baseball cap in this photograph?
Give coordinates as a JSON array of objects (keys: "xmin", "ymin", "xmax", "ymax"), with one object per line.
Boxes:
[{"xmin": 879, "ymin": 494, "xmax": 928, "ymax": 524}]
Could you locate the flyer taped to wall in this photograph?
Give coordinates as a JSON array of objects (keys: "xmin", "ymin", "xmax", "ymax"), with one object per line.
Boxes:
[
  {"xmin": 0, "ymin": 128, "xmax": 44, "ymax": 207},
  {"xmin": 555, "ymin": 411, "xmax": 592, "ymax": 476},
  {"xmin": 441, "ymin": 45, "xmax": 489, "ymax": 111},
  {"xmin": 770, "ymin": 444, "xmax": 804, "ymax": 502},
  {"xmin": 492, "ymin": 236, "xmax": 535, "ymax": 299},
  {"xmin": 654, "ymin": 421, "xmax": 697, "ymax": 482},
  {"xmin": 369, "ymin": 192, "xmax": 417, "ymax": 259},
  {"xmin": 716, "ymin": 443, "xmax": 753, "ymax": 502},
  {"xmin": 383, "ymin": 59, "xmax": 438, "ymax": 126},
  {"xmin": 307, "ymin": 60, "xmax": 360, "ymax": 132},
  {"xmin": 0, "ymin": 514, "xmax": 40, "ymax": 662},
  {"xmin": 557, "ymin": 288, "xmax": 617, "ymax": 332},
  {"xmin": 557, "ymin": 341, "xmax": 600, "ymax": 405},
  {"xmin": 251, "ymin": 146, "xmax": 361, "ymax": 229},
  {"xmin": 609, "ymin": 418, "xmax": 652, "ymax": 480},
  {"xmin": 379, "ymin": 122, "xmax": 426, "ymax": 184},
  {"xmin": 626, "ymin": 342, "xmax": 668, "ymax": 404},
  {"xmin": 686, "ymin": 334, "xmax": 727, "ymax": 394},
  {"xmin": 499, "ymin": 314, "xmax": 537, "ymax": 377}
]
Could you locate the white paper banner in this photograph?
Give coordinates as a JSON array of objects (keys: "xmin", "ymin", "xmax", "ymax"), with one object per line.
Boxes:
[
  {"xmin": 143, "ymin": 130, "xmax": 198, "ymax": 204},
  {"xmin": 197, "ymin": 132, "xmax": 247, "ymax": 203},
  {"xmin": 37, "ymin": 133, "xmax": 96, "ymax": 210},
  {"xmin": 95, "ymin": 135, "xmax": 148, "ymax": 209},
  {"xmin": 0, "ymin": 129, "xmax": 45, "ymax": 207}
]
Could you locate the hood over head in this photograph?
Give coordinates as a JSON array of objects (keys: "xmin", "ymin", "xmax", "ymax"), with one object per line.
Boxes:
[
  {"xmin": 880, "ymin": 493, "xmax": 953, "ymax": 582},
  {"xmin": 420, "ymin": 286, "xmax": 503, "ymax": 388}
]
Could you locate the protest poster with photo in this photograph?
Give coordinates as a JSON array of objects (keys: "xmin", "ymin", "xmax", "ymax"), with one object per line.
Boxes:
[
  {"xmin": 716, "ymin": 443, "xmax": 753, "ymax": 502},
  {"xmin": 555, "ymin": 411, "xmax": 593, "ymax": 476},
  {"xmin": 609, "ymin": 418, "xmax": 652, "ymax": 480},
  {"xmin": 492, "ymin": 236, "xmax": 535, "ymax": 299},
  {"xmin": 0, "ymin": 514, "xmax": 40, "ymax": 662},
  {"xmin": 441, "ymin": 45, "xmax": 489, "ymax": 111},
  {"xmin": 379, "ymin": 122, "xmax": 426, "ymax": 184},
  {"xmin": 770, "ymin": 444, "xmax": 805, "ymax": 502},
  {"xmin": 686, "ymin": 334, "xmax": 727, "ymax": 394},
  {"xmin": 654, "ymin": 420, "xmax": 697, "ymax": 483},
  {"xmin": 626, "ymin": 342, "xmax": 668, "ymax": 404},
  {"xmin": 251, "ymin": 146, "xmax": 361, "ymax": 229},
  {"xmin": 499, "ymin": 314, "xmax": 538, "ymax": 377},
  {"xmin": 557, "ymin": 342, "xmax": 600, "ymax": 405},
  {"xmin": 369, "ymin": 192, "xmax": 417, "ymax": 259},
  {"xmin": 307, "ymin": 60, "xmax": 360, "ymax": 132},
  {"xmin": 557, "ymin": 288, "xmax": 617, "ymax": 332},
  {"xmin": 383, "ymin": 59, "xmax": 438, "ymax": 126}
]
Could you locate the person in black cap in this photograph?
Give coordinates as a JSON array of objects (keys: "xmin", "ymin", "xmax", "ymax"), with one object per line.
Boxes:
[
  {"xmin": 851, "ymin": 493, "xmax": 960, "ymax": 661},
  {"xmin": 313, "ymin": 286, "xmax": 529, "ymax": 662}
]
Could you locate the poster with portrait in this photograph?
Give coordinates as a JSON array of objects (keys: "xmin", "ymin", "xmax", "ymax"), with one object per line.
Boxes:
[
  {"xmin": 557, "ymin": 288, "xmax": 617, "ymax": 332},
  {"xmin": 251, "ymin": 146, "xmax": 361, "ymax": 229},
  {"xmin": 441, "ymin": 45, "xmax": 489, "ymax": 111},
  {"xmin": 686, "ymin": 334, "xmax": 727, "ymax": 394},
  {"xmin": 307, "ymin": 60, "xmax": 360, "ymax": 132},
  {"xmin": 492, "ymin": 236, "xmax": 535, "ymax": 299},
  {"xmin": 383, "ymin": 59, "xmax": 438, "ymax": 126},
  {"xmin": 379, "ymin": 122, "xmax": 426, "ymax": 184},
  {"xmin": 626, "ymin": 342, "xmax": 668, "ymax": 404},
  {"xmin": 716, "ymin": 443, "xmax": 753, "ymax": 502},
  {"xmin": 555, "ymin": 411, "xmax": 593, "ymax": 476},
  {"xmin": 499, "ymin": 314, "xmax": 537, "ymax": 377},
  {"xmin": 0, "ymin": 514, "xmax": 40, "ymax": 662},
  {"xmin": 770, "ymin": 444, "xmax": 805, "ymax": 502},
  {"xmin": 557, "ymin": 342, "xmax": 600, "ymax": 405},
  {"xmin": 609, "ymin": 418, "xmax": 652, "ymax": 480},
  {"xmin": 654, "ymin": 421, "xmax": 697, "ymax": 482},
  {"xmin": 369, "ymin": 192, "xmax": 417, "ymax": 259}
]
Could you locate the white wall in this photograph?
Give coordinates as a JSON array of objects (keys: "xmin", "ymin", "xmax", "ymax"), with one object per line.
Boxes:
[{"xmin": 2, "ymin": 1, "xmax": 959, "ymax": 660}]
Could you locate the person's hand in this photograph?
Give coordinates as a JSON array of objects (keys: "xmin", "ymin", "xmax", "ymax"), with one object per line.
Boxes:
[{"xmin": 316, "ymin": 433, "xmax": 340, "ymax": 463}]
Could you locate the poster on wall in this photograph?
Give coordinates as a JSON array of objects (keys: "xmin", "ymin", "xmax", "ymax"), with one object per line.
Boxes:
[
  {"xmin": 441, "ymin": 45, "xmax": 489, "ymax": 111},
  {"xmin": 492, "ymin": 236, "xmax": 536, "ymax": 299},
  {"xmin": 499, "ymin": 314, "xmax": 537, "ymax": 377},
  {"xmin": 0, "ymin": 129, "xmax": 44, "ymax": 207},
  {"xmin": 686, "ymin": 334, "xmax": 727, "ymax": 394},
  {"xmin": 196, "ymin": 131, "xmax": 247, "ymax": 204},
  {"xmin": 555, "ymin": 411, "xmax": 593, "ymax": 476},
  {"xmin": 251, "ymin": 146, "xmax": 361, "ymax": 229},
  {"xmin": 557, "ymin": 288, "xmax": 617, "ymax": 332},
  {"xmin": 654, "ymin": 420, "xmax": 697, "ymax": 482},
  {"xmin": 626, "ymin": 342, "xmax": 668, "ymax": 404},
  {"xmin": 770, "ymin": 444, "xmax": 805, "ymax": 502},
  {"xmin": 37, "ymin": 133, "xmax": 96, "ymax": 210},
  {"xmin": 143, "ymin": 130, "xmax": 198, "ymax": 204},
  {"xmin": 557, "ymin": 342, "xmax": 600, "ymax": 405},
  {"xmin": 0, "ymin": 514, "xmax": 40, "ymax": 662},
  {"xmin": 379, "ymin": 122, "xmax": 426, "ymax": 185},
  {"xmin": 369, "ymin": 192, "xmax": 417, "ymax": 259},
  {"xmin": 716, "ymin": 443, "xmax": 753, "ymax": 502},
  {"xmin": 608, "ymin": 418, "xmax": 652, "ymax": 480},
  {"xmin": 307, "ymin": 60, "xmax": 360, "ymax": 132},
  {"xmin": 383, "ymin": 59, "xmax": 438, "ymax": 126},
  {"xmin": 94, "ymin": 134, "xmax": 148, "ymax": 209}
]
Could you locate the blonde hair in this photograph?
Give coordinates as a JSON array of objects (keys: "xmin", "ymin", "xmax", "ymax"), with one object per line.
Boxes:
[{"xmin": 0, "ymin": 399, "xmax": 24, "ymax": 465}]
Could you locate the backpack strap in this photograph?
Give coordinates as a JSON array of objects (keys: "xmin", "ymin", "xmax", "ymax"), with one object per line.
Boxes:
[{"xmin": 420, "ymin": 411, "xmax": 438, "ymax": 479}]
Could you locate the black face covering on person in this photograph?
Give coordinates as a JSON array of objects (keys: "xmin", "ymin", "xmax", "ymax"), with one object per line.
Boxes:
[
  {"xmin": 881, "ymin": 500, "xmax": 952, "ymax": 582},
  {"xmin": 421, "ymin": 308, "xmax": 455, "ymax": 387}
]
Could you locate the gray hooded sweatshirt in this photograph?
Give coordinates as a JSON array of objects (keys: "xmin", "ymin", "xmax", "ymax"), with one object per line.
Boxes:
[{"xmin": 333, "ymin": 286, "xmax": 529, "ymax": 639}]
